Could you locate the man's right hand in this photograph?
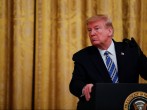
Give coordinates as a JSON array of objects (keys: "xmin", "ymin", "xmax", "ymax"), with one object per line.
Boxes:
[{"xmin": 82, "ymin": 84, "xmax": 94, "ymax": 101}]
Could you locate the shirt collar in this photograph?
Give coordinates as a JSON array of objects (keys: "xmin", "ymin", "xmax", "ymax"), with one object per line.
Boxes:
[{"xmin": 98, "ymin": 40, "xmax": 115, "ymax": 56}]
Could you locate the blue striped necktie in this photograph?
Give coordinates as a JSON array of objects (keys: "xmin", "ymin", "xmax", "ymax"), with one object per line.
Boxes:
[{"xmin": 104, "ymin": 51, "xmax": 119, "ymax": 83}]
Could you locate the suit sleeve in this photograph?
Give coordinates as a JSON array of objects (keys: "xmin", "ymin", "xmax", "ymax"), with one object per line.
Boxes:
[
  {"xmin": 69, "ymin": 54, "xmax": 87, "ymax": 98},
  {"xmin": 137, "ymin": 47, "xmax": 147, "ymax": 80},
  {"xmin": 129, "ymin": 38, "xmax": 147, "ymax": 80}
]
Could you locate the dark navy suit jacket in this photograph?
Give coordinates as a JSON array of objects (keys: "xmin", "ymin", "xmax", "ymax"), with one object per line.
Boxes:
[{"xmin": 69, "ymin": 38, "xmax": 147, "ymax": 110}]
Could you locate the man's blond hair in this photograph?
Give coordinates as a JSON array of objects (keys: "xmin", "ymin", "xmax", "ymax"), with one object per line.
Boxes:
[{"xmin": 86, "ymin": 14, "xmax": 114, "ymax": 36}]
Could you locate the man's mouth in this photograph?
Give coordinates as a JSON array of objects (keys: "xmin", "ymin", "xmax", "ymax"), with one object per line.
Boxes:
[{"xmin": 92, "ymin": 39, "xmax": 98, "ymax": 42}]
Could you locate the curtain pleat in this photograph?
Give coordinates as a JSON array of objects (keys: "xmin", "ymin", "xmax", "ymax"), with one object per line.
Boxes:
[
  {"xmin": 0, "ymin": 0, "xmax": 9, "ymax": 109},
  {"xmin": 0, "ymin": 0, "xmax": 34, "ymax": 109}
]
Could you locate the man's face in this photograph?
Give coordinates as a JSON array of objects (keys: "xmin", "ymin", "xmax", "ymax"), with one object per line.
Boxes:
[{"xmin": 87, "ymin": 20, "xmax": 113, "ymax": 49}]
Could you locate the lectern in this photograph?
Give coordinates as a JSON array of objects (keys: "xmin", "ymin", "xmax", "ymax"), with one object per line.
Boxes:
[{"xmin": 94, "ymin": 83, "xmax": 147, "ymax": 110}]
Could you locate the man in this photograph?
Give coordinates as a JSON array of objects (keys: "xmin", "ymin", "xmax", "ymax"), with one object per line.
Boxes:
[{"xmin": 69, "ymin": 14, "xmax": 147, "ymax": 110}]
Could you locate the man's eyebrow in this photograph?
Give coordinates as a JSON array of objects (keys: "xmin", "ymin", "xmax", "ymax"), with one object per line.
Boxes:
[
  {"xmin": 87, "ymin": 25, "xmax": 100, "ymax": 29},
  {"xmin": 94, "ymin": 25, "xmax": 100, "ymax": 28}
]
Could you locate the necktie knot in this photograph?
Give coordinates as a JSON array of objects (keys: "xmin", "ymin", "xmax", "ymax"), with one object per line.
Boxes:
[{"xmin": 104, "ymin": 51, "xmax": 109, "ymax": 56}]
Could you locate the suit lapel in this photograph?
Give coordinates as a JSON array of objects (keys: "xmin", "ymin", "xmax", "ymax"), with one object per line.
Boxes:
[
  {"xmin": 114, "ymin": 41, "xmax": 126, "ymax": 82},
  {"xmin": 90, "ymin": 46, "xmax": 112, "ymax": 82},
  {"xmin": 89, "ymin": 41, "xmax": 127, "ymax": 83}
]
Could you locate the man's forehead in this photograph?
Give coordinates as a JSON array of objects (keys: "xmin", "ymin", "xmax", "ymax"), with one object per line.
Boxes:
[{"xmin": 87, "ymin": 20, "xmax": 105, "ymax": 27}]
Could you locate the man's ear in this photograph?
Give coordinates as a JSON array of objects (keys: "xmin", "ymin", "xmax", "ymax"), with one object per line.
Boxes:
[{"xmin": 108, "ymin": 28, "xmax": 113, "ymax": 36}]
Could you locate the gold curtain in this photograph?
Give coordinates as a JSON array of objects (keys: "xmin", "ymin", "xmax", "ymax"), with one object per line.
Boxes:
[{"xmin": 0, "ymin": 0, "xmax": 147, "ymax": 109}]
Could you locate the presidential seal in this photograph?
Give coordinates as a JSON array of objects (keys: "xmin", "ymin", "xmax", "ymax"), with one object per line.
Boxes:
[{"xmin": 124, "ymin": 91, "xmax": 147, "ymax": 110}]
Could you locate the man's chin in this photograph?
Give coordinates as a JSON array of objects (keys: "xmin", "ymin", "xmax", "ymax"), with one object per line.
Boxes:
[
  {"xmin": 92, "ymin": 42, "xmax": 100, "ymax": 46},
  {"xmin": 92, "ymin": 44, "xmax": 100, "ymax": 47}
]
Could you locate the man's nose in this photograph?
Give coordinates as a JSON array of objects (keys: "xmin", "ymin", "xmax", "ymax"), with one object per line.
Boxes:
[{"xmin": 90, "ymin": 29, "xmax": 96, "ymax": 36}]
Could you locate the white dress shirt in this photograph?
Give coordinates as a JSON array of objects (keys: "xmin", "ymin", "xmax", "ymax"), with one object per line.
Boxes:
[{"xmin": 98, "ymin": 41, "xmax": 118, "ymax": 71}]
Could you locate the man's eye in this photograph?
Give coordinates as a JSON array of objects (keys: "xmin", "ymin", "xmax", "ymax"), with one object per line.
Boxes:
[
  {"xmin": 88, "ymin": 29, "xmax": 92, "ymax": 32},
  {"xmin": 95, "ymin": 28, "xmax": 99, "ymax": 30}
]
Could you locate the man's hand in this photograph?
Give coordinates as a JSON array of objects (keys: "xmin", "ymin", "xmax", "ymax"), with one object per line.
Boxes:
[{"xmin": 82, "ymin": 84, "xmax": 94, "ymax": 101}]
